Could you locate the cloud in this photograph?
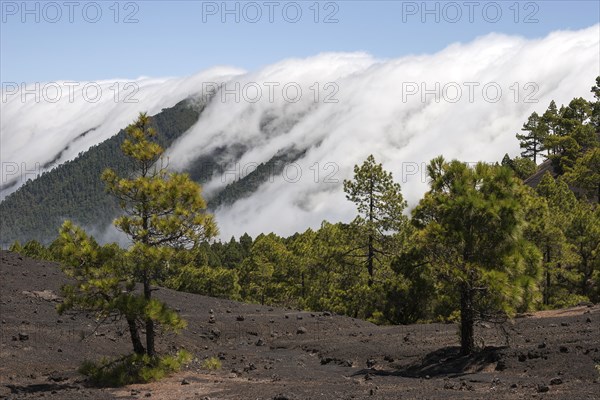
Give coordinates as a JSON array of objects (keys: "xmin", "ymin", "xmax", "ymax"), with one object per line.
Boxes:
[
  {"xmin": 165, "ymin": 25, "xmax": 599, "ymax": 239},
  {"xmin": 0, "ymin": 66, "xmax": 245, "ymax": 198},
  {"xmin": 2, "ymin": 25, "xmax": 598, "ymax": 240}
]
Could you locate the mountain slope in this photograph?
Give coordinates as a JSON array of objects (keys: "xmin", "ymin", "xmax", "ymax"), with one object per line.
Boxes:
[{"xmin": 0, "ymin": 97, "xmax": 307, "ymax": 247}]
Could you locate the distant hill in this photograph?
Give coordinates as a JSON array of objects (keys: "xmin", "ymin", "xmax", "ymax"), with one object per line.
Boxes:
[
  {"xmin": 0, "ymin": 98, "xmax": 306, "ymax": 247},
  {"xmin": 0, "ymin": 98, "xmax": 205, "ymax": 246},
  {"xmin": 523, "ymin": 159, "xmax": 557, "ymax": 188}
]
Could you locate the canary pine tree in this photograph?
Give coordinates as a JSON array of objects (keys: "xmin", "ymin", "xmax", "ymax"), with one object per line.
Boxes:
[
  {"xmin": 343, "ymin": 155, "xmax": 408, "ymax": 286},
  {"xmin": 412, "ymin": 157, "xmax": 540, "ymax": 354},
  {"xmin": 58, "ymin": 113, "xmax": 217, "ymax": 357}
]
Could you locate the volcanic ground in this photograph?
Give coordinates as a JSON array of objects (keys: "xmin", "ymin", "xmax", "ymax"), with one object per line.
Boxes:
[{"xmin": 1, "ymin": 251, "xmax": 599, "ymax": 399}]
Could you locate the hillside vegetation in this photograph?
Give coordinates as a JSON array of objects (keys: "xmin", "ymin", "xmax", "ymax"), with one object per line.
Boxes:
[{"xmin": 10, "ymin": 77, "xmax": 600, "ymax": 331}]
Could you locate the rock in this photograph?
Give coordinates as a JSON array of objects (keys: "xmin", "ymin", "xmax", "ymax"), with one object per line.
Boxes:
[
  {"xmin": 510, "ymin": 383, "xmax": 518, "ymax": 388},
  {"xmin": 296, "ymin": 315, "xmax": 303, "ymax": 320},
  {"xmin": 549, "ymin": 323, "xmax": 558, "ymax": 328},
  {"xmin": 48, "ymin": 374, "xmax": 68, "ymax": 382},
  {"xmin": 537, "ymin": 384, "xmax": 549, "ymax": 393},
  {"xmin": 559, "ymin": 346, "xmax": 569, "ymax": 353},
  {"xmin": 495, "ymin": 360, "xmax": 507, "ymax": 371},
  {"xmin": 321, "ymin": 357, "xmax": 352, "ymax": 367},
  {"xmin": 236, "ymin": 315, "xmax": 245, "ymax": 321},
  {"xmin": 561, "ymin": 322, "xmax": 570, "ymax": 327},
  {"xmin": 538, "ymin": 342, "xmax": 546, "ymax": 349},
  {"xmin": 208, "ymin": 315, "xmax": 216, "ymax": 324},
  {"xmin": 296, "ymin": 327, "xmax": 307, "ymax": 334},
  {"xmin": 18, "ymin": 332, "xmax": 29, "ymax": 341},
  {"xmin": 244, "ymin": 363, "xmax": 257, "ymax": 372},
  {"xmin": 586, "ymin": 317, "xmax": 592, "ymax": 323},
  {"xmin": 273, "ymin": 394, "xmax": 295, "ymax": 400},
  {"xmin": 323, "ymin": 311, "xmax": 332, "ymax": 317},
  {"xmin": 210, "ymin": 328, "xmax": 221, "ymax": 338},
  {"xmin": 366, "ymin": 359, "xmax": 376, "ymax": 368},
  {"xmin": 181, "ymin": 378, "xmax": 190, "ymax": 385},
  {"xmin": 550, "ymin": 377, "xmax": 563, "ymax": 385},
  {"xmin": 256, "ymin": 338, "xmax": 266, "ymax": 346}
]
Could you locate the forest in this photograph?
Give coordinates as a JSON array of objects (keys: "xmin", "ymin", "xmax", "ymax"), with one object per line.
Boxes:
[{"xmin": 9, "ymin": 77, "xmax": 600, "ymax": 357}]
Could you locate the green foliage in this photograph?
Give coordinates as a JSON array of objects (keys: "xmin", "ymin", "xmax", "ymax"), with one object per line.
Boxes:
[
  {"xmin": 386, "ymin": 245, "xmax": 435, "ymax": 324},
  {"xmin": 500, "ymin": 154, "xmax": 537, "ymax": 180},
  {"xmin": 0, "ymin": 99, "xmax": 204, "ymax": 247},
  {"xmin": 79, "ymin": 350, "xmax": 191, "ymax": 387},
  {"xmin": 412, "ymin": 157, "xmax": 540, "ymax": 354},
  {"xmin": 9, "ymin": 239, "xmax": 56, "ymax": 261},
  {"xmin": 564, "ymin": 148, "xmax": 600, "ymax": 203},
  {"xmin": 167, "ymin": 263, "xmax": 241, "ymax": 300},
  {"xmin": 57, "ymin": 112, "xmax": 216, "ymax": 358},
  {"xmin": 516, "ymin": 111, "xmax": 547, "ymax": 163},
  {"xmin": 6, "ymin": 77, "xmax": 600, "ymax": 355},
  {"xmin": 201, "ymin": 357, "xmax": 222, "ymax": 371},
  {"xmin": 343, "ymin": 155, "xmax": 408, "ymax": 287}
]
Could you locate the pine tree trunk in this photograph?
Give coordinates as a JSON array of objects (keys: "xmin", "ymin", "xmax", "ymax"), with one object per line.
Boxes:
[
  {"xmin": 127, "ymin": 317, "xmax": 145, "ymax": 355},
  {"xmin": 144, "ymin": 277, "xmax": 155, "ymax": 357},
  {"xmin": 544, "ymin": 246, "xmax": 551, "ymax": 306},
  {"xmin": 367, "ymin": 176, "xmax": 374, "ymax": 287},
  {"xmin": 367, "ymin": 233, "xmax": 374, "ymax": 286},
  {"xmin": 460, "ymin": 283, "xmax": 475, "ymax": 355}
]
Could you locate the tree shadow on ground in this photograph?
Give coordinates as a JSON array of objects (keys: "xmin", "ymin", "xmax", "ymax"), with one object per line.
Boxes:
[
  {"xmin": 6, "ymin": 382, "xmax": 80, "ymax": 395},
  {"xmin": 353, "ymin": 346, "xmax": 506, "ymax": 379}
]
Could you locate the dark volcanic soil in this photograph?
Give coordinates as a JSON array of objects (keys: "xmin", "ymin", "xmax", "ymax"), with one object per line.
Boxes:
[{"xmin": 1, "ymin": 250, "xmax": 599, "ymax": 399}]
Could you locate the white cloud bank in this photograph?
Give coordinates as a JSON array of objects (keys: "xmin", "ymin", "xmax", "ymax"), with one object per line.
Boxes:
[{"xmin": 2, "ymin": 25, "xmax": 599, "ymax": 239}]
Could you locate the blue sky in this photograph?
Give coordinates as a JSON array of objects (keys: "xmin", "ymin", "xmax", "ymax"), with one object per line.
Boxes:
[{"xmin": 1, "ymin": 0, "xmax": 599, "ymax": 83}]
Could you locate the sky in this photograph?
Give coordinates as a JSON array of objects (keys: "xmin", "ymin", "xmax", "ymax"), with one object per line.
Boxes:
[
  {"xmin": 1, "ymin": 0, "xmax": 599, "ymax": 83},
  {"xmin": 1, "ymin": 1, "xmax": 599, "ymax": 239}
]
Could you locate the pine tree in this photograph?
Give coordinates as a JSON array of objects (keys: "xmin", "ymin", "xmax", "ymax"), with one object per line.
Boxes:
[
  {"xmin": 412, "ymin": 157, "xmax": 540, "ymax": 354},
  {"xmin": 343, "ymin": 155, "xmax": 408, "ymax": 286},
  {"xmin": 58, "ymin": 112, "xmax": 217, "ymax": 357},
  {"xmin": 516, "ymin": 111, "xmax": 547, "ymax": 163}
]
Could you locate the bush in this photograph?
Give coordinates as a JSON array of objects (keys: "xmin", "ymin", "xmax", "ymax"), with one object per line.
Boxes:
[
  {"xmin": 201, "ymin": 357, "xmax": 222, "ymax": 370},
  {"xmin": 79, "ymin": 350, "xmax": 191, "ymax": 387}
]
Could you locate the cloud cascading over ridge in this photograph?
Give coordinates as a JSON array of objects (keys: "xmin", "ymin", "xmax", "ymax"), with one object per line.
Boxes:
[
  {"xmin": 0, "ymin": 67, "xmax": 245, "ymax": 197},
  {"xmin": 2, "ymin": 25, "xmax": 599, "ymax": 239},
  {"xmin": 165, "ymin": 25, "xmax": 599, "ymax": 238}
]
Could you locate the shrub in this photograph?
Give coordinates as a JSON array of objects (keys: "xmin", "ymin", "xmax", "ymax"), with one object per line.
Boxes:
[
  {"xmin": 201, "ymin": 357, "xmax": 222, "ymax": 370},
  {"xmin": 79, "ymin": 350, "xmax": 191, "ymax": 387}
]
